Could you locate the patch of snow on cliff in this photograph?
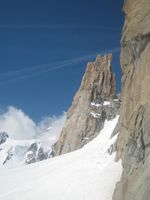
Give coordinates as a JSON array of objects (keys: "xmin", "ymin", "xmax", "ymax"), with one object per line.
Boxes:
[
  {"xmin": 91, "ymin": 102, "xmax": 102, "ymax": 107},
  {"xmin": 90, "ymin": 111, "xmax": 101, "ymax": 118},
  {"xmin": 0, "ymin": 116, "xmax": 122, "ymax": 200},
  {"xmin": 103, "ymin": 101, "xmax": 111, "ymax": 106}
]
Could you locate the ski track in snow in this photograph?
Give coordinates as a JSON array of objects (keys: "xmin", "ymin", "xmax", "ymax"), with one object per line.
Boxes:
[{"xmin": 0, "ymin": 116, "xmax": 122, "ymax": 200}]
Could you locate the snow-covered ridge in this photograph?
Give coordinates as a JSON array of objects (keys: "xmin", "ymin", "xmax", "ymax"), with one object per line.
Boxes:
[
  {"xmin": 0, "ymin": 133, "xmax": 50, "ymax": 169},
  {"xmin": 0, "ymin": 116, "xmax": 122, "ymax": 200},
  {"xmin": 0, "ymin": 113, "xmax": 66, "ymax": 169}
]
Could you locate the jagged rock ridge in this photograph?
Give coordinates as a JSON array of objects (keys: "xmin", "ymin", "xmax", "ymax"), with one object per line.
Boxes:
[
  {"xmin": 55, "ymin": 53, "xmax": 120, "ymax": 155},
  {"xmin": 113, "ymin": 0, "xmax": 150, "ymax": 200}
]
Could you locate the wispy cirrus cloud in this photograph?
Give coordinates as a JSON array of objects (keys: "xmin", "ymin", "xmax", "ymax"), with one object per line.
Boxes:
[
  {"xmin": 0, "ymin": 24, "xmax": 121, "ymax": 31},
  {"xmin": 0, "ymin": 47, "xmax": 120, "ymax": 86},
  {"xmin": 0, "ymin": 24, "xmax": 73, "ymax": 29}
]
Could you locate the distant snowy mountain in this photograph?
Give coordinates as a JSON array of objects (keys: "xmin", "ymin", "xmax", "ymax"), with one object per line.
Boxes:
[
  {"xmin": 0, "ymin": 132, "xmax": 51, "ymax": 169},
  {"xmin": 0, "ymin": 116, "xmax": 122, "ymax": 200},
  {"xmin": 0, "ymin": 112, "xmax": 66, "ymax": 169}
]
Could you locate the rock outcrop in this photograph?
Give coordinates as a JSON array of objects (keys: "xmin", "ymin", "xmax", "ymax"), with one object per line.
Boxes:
[
  {"xmin": 25, "ymin": 141, "xmax": 48, "ymax": 164},
  {"xmin": 0, "ymin": 132, "xmax": 9, "ymax": 145},
  {"xmin": 55, "ymin": 54, "xmax": 120, "ymax": 155},
  {"xmin": 113, "ymin": 0, "xmax": 150, "ymax": 200}
]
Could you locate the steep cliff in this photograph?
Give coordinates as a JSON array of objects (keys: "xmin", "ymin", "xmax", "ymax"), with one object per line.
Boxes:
[
  {"xmin": 113, "ymin": 0, "xmax": 150, "ymax": 199},
  {"xmin": 55, "ymin": 54, "xmax": 120, "ymax": 155}
]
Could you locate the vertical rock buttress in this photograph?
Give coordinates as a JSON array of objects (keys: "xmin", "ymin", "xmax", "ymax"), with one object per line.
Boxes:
[
  {"xmin": 113, "ymin": 0, "xmax": 150, "ymax": 200},
  {"xmin": 55, "ymin": 54, "xmax": 120, "ymax": 156}
]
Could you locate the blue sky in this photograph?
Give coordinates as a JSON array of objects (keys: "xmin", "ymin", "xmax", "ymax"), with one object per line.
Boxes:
[{"xmin": 0, "ymin": 0, "xmax": 124, "ymax": 122}]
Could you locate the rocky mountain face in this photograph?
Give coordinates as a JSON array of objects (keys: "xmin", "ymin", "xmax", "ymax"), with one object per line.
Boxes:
[
  {"xmin": 0, "ymin": 132, "xmax": 50, "ymax": 168},
  {"xmin": 113, "ymin": 0, "xmax": 150, "ymax": 200},
  {"xmin": 25, "ymin": 141, "xmax": 48, "ymax": 164},
  {"xmin": 0, "ymin": 132, "xmax": 8, "ymax": 145},
  {"xmin": 55, "ymin": 54, "xmax": 120, "ymax": 155}
]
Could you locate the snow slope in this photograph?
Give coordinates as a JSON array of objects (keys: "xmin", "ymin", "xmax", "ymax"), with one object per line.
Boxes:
[{"xmin": 0, "ymin": 116, "xmax": 122, "ymax": 200}]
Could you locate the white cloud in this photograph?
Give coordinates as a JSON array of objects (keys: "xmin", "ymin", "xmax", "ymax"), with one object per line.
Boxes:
[
  {"xmin": 0, "ymin": 106, "xmax": 36, "ymax": 139},
  {"xmin": 37, "ymin": 113, "xmax": 66, "ymax": 147},
  {"xmin": 0, "ymin": 106, "xmax": 66, "ymax": 146}
]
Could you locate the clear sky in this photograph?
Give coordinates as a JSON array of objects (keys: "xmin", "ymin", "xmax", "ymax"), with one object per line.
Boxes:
[{"xmin": 0, "ymin": 0, "xmax": 124, "ymax": 122}]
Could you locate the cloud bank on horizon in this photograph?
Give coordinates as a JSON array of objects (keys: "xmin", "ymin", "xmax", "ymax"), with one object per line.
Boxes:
[{"xmin": 0, "ymin": 106, "xmax": 66, "ymax": 146}]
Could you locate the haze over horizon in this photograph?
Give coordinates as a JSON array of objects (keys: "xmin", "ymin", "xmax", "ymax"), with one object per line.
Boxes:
[{"xmin": 0, "ymin": 0, "xmax": 124, "ymax": 123}]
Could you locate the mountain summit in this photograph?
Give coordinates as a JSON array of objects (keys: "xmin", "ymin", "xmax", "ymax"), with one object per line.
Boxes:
[{"xmin": 55, "ymin": 54, "xmax": 120, "ymax": 155}]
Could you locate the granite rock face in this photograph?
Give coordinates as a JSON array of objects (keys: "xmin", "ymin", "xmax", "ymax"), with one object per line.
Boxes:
[
  {"xmin": 113, "ymin": 0, "xmax": 150, "ymax": 199},
  {"xmin": 55, "ymin": 54, "xmax": 120, "ymax": 155}
]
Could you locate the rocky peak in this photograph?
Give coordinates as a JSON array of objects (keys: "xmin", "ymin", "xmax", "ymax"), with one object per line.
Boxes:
[
  {"xmin": 54, "ymin": 54, "xmax": 119, "ymax": 156},
  {"xmin": 80, "ymin": 53, "xmax": 115, "ymax": 102}
]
